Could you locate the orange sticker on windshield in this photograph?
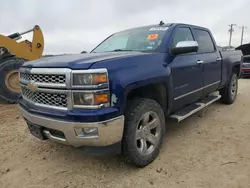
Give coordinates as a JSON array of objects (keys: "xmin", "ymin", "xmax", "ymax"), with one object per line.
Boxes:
[{"xmin": 147, "ymin": 34, "xmax": 158, "ymax": 40}]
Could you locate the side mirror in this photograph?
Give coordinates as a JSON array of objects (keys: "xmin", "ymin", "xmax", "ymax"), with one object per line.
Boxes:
[
  {"xmin": 170, "ymin": 41, "xmax": 199, "ymax": 55},
  {"xmin": 81, "ymin": 51, "xmax": 87, "ymax": 54}
]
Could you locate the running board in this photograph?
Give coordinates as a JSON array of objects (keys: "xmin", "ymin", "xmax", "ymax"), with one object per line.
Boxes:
[{"xmin": 170, "ymin": 94, "xmax": 221, "ymax": 122}]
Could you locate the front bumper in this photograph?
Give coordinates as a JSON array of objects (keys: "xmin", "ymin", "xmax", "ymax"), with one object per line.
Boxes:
[{"xmin": 19, "ymin": 106, "xmax": 124, "ymax": 147}]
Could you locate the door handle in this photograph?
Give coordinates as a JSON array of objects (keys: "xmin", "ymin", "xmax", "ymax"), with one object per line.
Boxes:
[
  {"xmin": 197, "ymin": 60, "xmax": 204, "ymax": 64},
  {"xmin": 216, "ymin": 57, "xmax": 222, "ymax": 61}
]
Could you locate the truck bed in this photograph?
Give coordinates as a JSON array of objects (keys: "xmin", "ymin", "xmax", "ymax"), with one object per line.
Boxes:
[
  {"xmin": 219, "ymin": 50, "xmax": 242, "ymax": 86},
  {"xmin": 219, "ymin": 50, "xmax": 242, "ymax": 59}
]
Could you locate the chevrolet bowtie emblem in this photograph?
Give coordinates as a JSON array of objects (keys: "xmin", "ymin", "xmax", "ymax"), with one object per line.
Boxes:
[{"xmin": 27, "ymin": 81, "xmax": 38, "ymax": 91}]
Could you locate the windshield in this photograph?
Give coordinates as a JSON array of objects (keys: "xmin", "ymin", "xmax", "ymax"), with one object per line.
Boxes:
[{"xmin": 92, "ymin": 26, "xmax": 169, "ymax": 53}]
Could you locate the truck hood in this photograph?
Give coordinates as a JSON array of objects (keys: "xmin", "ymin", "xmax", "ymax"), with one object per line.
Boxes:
[
  {"xmin": 23, "ymin": 52, "xmax": 146, "ymax": 69},
  {"xmin": 236, "ymin": 43, "xmax": 250, "ymax": 56}
]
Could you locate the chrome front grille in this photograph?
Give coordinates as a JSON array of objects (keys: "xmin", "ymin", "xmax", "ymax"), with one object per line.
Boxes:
[
  {"xmin": 19, "ymin": 68, "xmax": 72, "ymax": 110},
  {"xmin": 21, "ymin": 86, "xmax": 68, "ymax": 108},
  {"xmin": 20, "ymin": 73, "xmax": 66, "ymax": 84}
]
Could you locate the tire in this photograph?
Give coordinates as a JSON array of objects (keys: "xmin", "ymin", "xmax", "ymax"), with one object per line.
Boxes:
[
  {"xmin": 122, "ymin": 98, "xmax": 166, "ymax": 168},
  {"xmin": 0, "ymin": 58, "xmax": 26, "ymax": 103},
  {"xmin": 220, "ymin": 72, "xmax": 238, "ymax": 104}
]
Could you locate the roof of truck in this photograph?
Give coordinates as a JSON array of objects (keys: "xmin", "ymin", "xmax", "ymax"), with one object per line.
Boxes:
[
  {"xmin": 118, "ymin": 23, "xmax": 209, "ymax": 33},
  {"xmin": 172, "ymin": 23, "xmax": 209, "ymax": 30}
]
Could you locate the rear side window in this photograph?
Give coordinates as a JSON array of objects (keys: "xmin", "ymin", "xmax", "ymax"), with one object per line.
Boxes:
[
  {"xmin": 193, "ymin": 29, "xmax": 215, "ymax": 53},
  {"xmin": 171, "ymin": 27, "xmax": 194, "ymax": 47}
]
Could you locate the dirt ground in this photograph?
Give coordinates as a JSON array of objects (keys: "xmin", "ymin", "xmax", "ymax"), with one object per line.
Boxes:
[{"xmin": 1, "ymin": 79, "xmax": 250, "ymax": 188}]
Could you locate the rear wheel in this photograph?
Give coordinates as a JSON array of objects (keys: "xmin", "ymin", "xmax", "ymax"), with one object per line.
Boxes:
[
  {"xmin": 220, "ymin": 72, "xmax": 238, "ymax": 104},
  {"xmin": 122, "ymin": 98, "xmax": 166, "ymax": 167},
  {"xmin": 0, "ymin": 58, "xmax": 26, "ymax": 103}
]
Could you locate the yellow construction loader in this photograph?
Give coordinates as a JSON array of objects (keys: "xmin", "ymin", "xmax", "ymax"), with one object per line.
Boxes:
[{"xmin": 0, "ymin": 25, "xmax": 44, "ymax": 103}]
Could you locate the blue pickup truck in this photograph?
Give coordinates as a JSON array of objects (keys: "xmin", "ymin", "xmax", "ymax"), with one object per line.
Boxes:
[{"xmin": 18, "ymin": 22, "xmax": 242, "ymax": 167}]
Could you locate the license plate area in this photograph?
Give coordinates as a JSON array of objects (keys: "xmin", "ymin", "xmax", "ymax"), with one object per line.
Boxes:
[{"xmin": 27, "ymin": 121, "xmax": 47, "ymax": 140}]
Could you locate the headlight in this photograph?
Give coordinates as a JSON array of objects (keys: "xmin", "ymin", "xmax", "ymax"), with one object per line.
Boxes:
[
  {"xmin": 73, "ymin": 92, "xmax": 109, "ymax": 108},
  {"xmin": 73, "ymin": 72, "xmax": 108, "ymax": 86},
  {"xmin": 72, "ymin": 69, "xmax": 109, "ymax": 109}
]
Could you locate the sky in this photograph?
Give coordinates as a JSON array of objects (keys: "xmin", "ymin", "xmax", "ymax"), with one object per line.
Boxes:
[{"xmin": 0, "ymin": 0, "xmax": 249, "ymax": 54}]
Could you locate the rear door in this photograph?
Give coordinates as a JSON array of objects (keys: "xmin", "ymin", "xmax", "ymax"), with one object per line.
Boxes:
[
  {"xmin": 192, "ymin": 28, "xmax": 222, "ymax": 96},
  {"xmin": 170, "ymin": 27, "xmax": 204, "ymax": 111}
]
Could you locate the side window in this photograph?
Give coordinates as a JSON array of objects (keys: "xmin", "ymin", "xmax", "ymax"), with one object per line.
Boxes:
[
  {"xmin": 193, "ymin": 29, "xmax": 215, "ymax": 53},
  {"xmin": 171, "ymin": 27, "xmax": 194, "ymax": 47}
]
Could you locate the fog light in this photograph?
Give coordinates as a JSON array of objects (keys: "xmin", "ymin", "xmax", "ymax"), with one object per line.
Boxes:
[{"xmin": 74, "ymin": 127, "xmax": 98, "ymax": 138}]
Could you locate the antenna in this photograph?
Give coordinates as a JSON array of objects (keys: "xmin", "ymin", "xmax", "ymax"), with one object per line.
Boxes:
[{"xmin": 159, "ymin": 21, "xmax": 164, "ymax": 26}]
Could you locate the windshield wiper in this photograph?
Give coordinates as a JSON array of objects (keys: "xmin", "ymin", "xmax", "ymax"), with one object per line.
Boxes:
[{"xmin": 108, "ymin": 49, "xmax": 134, "ymax": 52}]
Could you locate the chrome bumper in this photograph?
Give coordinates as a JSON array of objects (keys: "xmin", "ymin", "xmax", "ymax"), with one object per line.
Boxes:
[{"xmin": 19, "ymin": 106, "xmax": 124, "ymax": 147}]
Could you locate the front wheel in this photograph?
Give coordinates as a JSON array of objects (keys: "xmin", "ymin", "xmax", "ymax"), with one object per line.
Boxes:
[
  {"xmin": 220, "ymin": 72, "xmax": 238, "ymax": 104},
  {"xmin": 122, "ymin": 98, "xmax": 166, "ymax": 168}
]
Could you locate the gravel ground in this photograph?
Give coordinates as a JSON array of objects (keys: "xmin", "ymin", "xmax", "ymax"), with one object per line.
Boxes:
[{"xmin": 1, "ymin": 79, "xmax": 250, "ymax": 188}]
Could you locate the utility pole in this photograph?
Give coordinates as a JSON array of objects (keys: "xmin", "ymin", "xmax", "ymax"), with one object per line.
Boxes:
[
  {"xmin": 228, "ymin": 24, "xmax": 236, "ymax": 49},
  {"xmin": 240, "ymin": 25, "xmax": 247, "ymax": 45}
]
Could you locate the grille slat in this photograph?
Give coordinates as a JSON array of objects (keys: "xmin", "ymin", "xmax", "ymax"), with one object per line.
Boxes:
[
  {"xmin": 21, "ymin": 86, "xmax": 67, "ymax": 108},
  {"xmin": 20, "ymin": 73, "xmax": 66, "ymax": 84}
]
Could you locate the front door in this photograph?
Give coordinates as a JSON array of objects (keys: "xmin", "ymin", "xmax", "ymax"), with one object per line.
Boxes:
[{"xmin": 169, "ymin": 27, "xmax": 204, "ymax": 111}]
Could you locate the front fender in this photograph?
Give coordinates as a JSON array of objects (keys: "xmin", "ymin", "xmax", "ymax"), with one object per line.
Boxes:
[{"xmin": 111, "ymin": 63, "xmax": 173, "ymax": 114}]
